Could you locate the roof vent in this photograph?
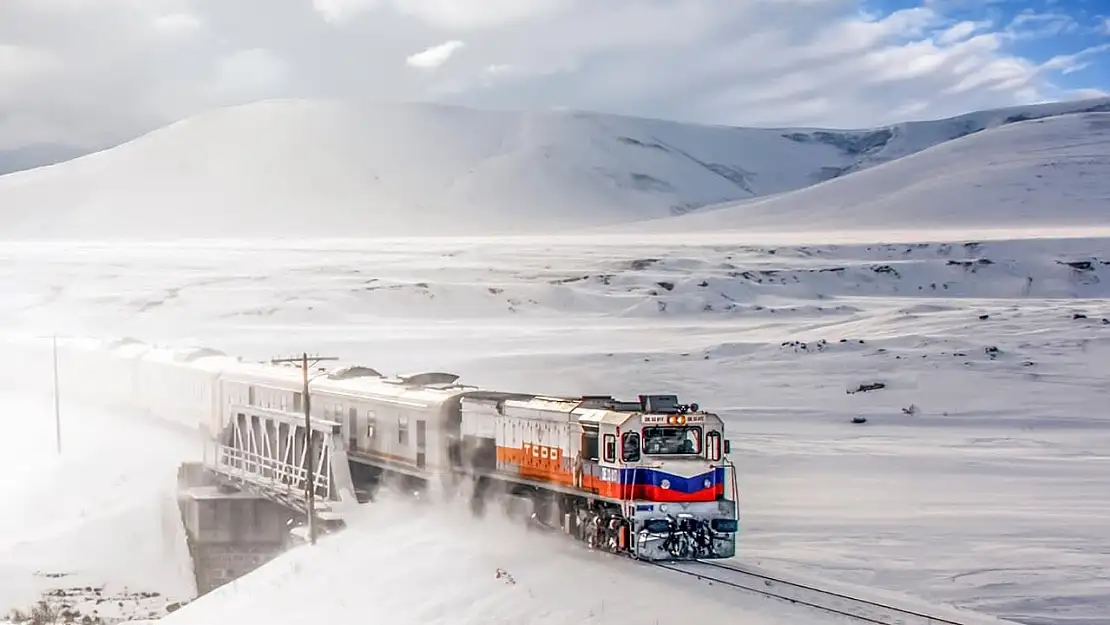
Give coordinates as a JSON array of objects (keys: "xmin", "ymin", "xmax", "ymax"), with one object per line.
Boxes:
[
  {"xmin": 397, "ymin": 372, "xmax": 460, "ymax": 387},
  {"xmin": 327, "ymin": 365, "xmax": 384, "ymax": 380}
]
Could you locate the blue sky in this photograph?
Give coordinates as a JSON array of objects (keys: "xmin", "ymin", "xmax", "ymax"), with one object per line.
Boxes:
[{"xmin": 866, "ymin": 0, "xmax": 1109, "ymax": 97}]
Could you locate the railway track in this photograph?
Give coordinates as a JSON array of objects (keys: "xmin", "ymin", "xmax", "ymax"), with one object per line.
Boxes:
[{"xmin": 650, "ymin": 559, "xmax": 998, "ymax": 625}]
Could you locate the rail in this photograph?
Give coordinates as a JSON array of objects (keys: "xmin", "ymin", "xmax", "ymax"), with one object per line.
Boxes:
[{"xmin": 650, "ymin": 560, "xmax": 997, "ymax": 625}]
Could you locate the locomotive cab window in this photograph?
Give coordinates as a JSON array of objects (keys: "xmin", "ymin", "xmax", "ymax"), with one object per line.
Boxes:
[
  {"xmin": 622, "ymin": 432, "xmax": 641, "ymax": 462},
  {"xmin": 582, "ymin": 426, "xmax": 599, "ymax": 461},
  {"xmin": 366, "ymin": 410, "xmax": 376, "ymax": 438},
  {"xmin": 706, "ymin": 431, "xmax": 722, "ymax": 461},
  {"xmin": 602, "ymin": 434, "xmax": 616, "ymax": 463},
  {"xmin": 641, "ymin": 426, "xmax": 702, "ymax": 455}
]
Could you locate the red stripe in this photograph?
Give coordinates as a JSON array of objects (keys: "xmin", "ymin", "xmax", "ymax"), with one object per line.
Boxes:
[{"xmin": 630, "ymin": 484, "xmax": 723, "ymax": 502}]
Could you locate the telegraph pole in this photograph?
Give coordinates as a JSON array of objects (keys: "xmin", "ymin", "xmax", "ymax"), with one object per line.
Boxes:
[
  {"xmin": 271, "ymin": 352, "xmax": 337, "ymax": 546},
  {"xmin": 52, "ymin": 334, "xmax": 61, "ymax": 454}
]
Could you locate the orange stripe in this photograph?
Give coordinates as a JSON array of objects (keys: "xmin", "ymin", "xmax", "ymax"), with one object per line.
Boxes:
[{"xmin": 497, "ymin": 444, "xmax": 576, "ymax": 487}]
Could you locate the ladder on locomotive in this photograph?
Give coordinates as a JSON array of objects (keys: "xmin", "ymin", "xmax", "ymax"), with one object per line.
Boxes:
[{"xmin": 204, "ymin": 403, "xmax": 357, "ymax": 519}]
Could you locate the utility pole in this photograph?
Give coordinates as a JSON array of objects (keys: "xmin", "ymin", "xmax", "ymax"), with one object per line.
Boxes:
[
  {"xmin": 52, "ymin": 334, "xmax": 61, "ymax": 454},
  {"xmin": 270, "ymin": 352, "xmax": 337, "ymax": 546}
]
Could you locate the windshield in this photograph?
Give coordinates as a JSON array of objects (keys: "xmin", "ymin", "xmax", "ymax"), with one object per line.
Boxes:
[{"xmin": 642, "ymin": 426, "xmax": 702, "ymax": 455}]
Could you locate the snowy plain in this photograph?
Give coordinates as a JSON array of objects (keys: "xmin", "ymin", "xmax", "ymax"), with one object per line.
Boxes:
[
  {"xmin": 2, "ymin": 232, "xmax": 1108, "ymax": 625},
  {"xmin": 1, "ymin": 100, "xmax": 1109, "ymax": 625}
]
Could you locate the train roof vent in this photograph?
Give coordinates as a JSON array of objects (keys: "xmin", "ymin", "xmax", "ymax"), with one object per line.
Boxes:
[
  {"xmin": 579, "ymin": 395, "xmax": 643, "ymax": 411},
  {"xmin": 397, "ymin": 372, "xmax": 460, "ymax": 387},
  {"xmin": 578, "ymin": 395, "xmax": 613, "ymax": 408},
  {"xmin": 105, "ymin": 337, "xmax": 144, "ymax": 350},
  {"xmin": 174, "ymin": 347, "xmax": 227, "ymax": 363},
  {"xmin": 327, "ymin": 365, "xmax": 384, "ymax": 380}
]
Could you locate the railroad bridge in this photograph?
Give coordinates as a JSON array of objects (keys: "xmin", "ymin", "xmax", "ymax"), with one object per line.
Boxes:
[
  {"xmin": 179, "ymin": 401, "xmax": 360, "ymax": 594},
  {"xmin": 202, "ymin": 401, "xmax": 359, "ymax": 523}
]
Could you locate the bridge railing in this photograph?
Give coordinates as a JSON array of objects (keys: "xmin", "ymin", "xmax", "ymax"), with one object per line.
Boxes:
[
  {"xmin": 212, "ymin": 443, "xmax": 333, "ymax": 502},
  {"xmin": 202, "ymin": 403, "xmax": 346, "ymax": 511}
]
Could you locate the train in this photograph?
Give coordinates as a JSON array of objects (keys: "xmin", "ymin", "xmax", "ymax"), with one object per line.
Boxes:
[{"xmin": 46, "ymin": 337, "xmax": 740, "ymax": 561}]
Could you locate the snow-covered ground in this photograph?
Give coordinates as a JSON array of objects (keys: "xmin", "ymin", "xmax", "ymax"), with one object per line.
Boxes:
[
  {"xmin": 2, "ymin": 232, "xmax": 1108, "ymax": 625},
  {"xmin": 154, "ymin": 493, "xmax": 849, "ymax": 625},
  {"xmin": 0, "ymin": 391, "xmax": 198, "ymax": 624},
  {"xmin": 2, "ymin": 95, "xmax": 1108, "ymax": 625}
]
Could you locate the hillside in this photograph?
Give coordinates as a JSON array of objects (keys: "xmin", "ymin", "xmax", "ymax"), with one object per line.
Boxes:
[
  {"xmin": 640, "ymin": 112, "xmax": 1110, "ymax": 237},
  {"xmin": 1, "ymin": 97, "xmax": 1108, "ymax": 240},
  {"xmin": 0, "ymin": 143, "xmax": 92, "ymax": 177}
]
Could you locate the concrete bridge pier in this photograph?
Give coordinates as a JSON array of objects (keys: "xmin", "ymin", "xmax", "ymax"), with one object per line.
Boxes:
[{"xmin": 176, "ymin": 463, "xmax": 298, "ymax": 595}]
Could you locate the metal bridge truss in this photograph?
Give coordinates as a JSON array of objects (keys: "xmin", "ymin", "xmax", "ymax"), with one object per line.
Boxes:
[{"xmin": 203, "ymin": 403, "xmax": 358, "ymax": 519}]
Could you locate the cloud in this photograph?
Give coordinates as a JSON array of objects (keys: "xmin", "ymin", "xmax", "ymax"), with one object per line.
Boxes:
[
  {"xmin": 152, "ymin": 12, "xmax": 204, "ymax": 35},
  {"xmin": 1068, "ymin": 87, "xmax": 1109, "ymax": 99},
  {"xmin": 935, "ymin": 20, "xmax": 991, "ymax": 45},
  {"xmin": 1005, "ymin": 9, "xmax": 1079, "ymax": 40},
  {"xmin": 207, "ymin": 48, "xmax": 290, "ymax": 101},
  {"xmin": 1040, "ymin": 43, "xmax": 1110, "ymax": 75},
  {"xmin": 406, "ymin": 40, "xmax": 464, "ymax": 69},
  {"xmin": 312, "ymin": 0, "xmax": 379, "ymax": 25},
  {"xmin": 0, "ymin": 0, "xmax": 1107, "ymax": 152},
  {"xmin": 390, "ymin": 0, "xmax": 565, "ymax": 30}
]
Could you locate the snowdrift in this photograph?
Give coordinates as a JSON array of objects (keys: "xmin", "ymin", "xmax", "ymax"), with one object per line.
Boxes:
[
  {"xmin": 156, "ymin": 496, "xmax": 838, "ymax": 625},
  {"xmin": 648, "ymin": 112, "xmax": 1110, "ymax": 235},
  {"xmin": 1, "ymin": 97, "xmax": 1107, "ymax": 239}
]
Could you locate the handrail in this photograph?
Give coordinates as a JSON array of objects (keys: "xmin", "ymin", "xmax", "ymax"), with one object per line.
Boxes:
[
  {"xmin": 726, "ymin": 459, "xmax": 739, "ymax": 509},
  {"xmin": 213, "ymin": 444, "xmax": 332, "ymax": 501}
]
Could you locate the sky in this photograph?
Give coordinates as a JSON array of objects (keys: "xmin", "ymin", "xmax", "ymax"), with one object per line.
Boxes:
[{"xmin": 0, "ymin": 0, "xmax": 1108, "ymax": 154}]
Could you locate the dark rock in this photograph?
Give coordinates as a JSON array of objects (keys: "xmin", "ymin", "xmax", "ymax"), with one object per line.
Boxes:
[{"xmin": 848, "ymin": 382, "xmax": 886, "ymax": 394}]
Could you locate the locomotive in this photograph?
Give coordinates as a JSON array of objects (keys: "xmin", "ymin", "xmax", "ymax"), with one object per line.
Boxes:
[{"xmin": 51, "ymin": 338, "xmax": 740, "ymax": 561}]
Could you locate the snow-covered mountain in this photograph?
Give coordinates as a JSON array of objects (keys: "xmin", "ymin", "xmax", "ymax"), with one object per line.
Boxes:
[
  {"xmin": 634, "ymin": 111, "xmax": 1110, "ymax": 236},
  {"xmin": 783, "ymin": 97, "xmax": 1110, "ymax": 181},
  {"xmin": 0, "ymin": 143, "xmax": 91, "ymax": 176},
  {"xmin": 1, "ymin": 97, "xmax": 1107, "ymax": 240}
]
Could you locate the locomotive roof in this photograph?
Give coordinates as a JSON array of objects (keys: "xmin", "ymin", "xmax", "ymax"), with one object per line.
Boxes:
[{"xmin": 575, "ymin": 408, "xmax": 631, "ymax": 427}]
